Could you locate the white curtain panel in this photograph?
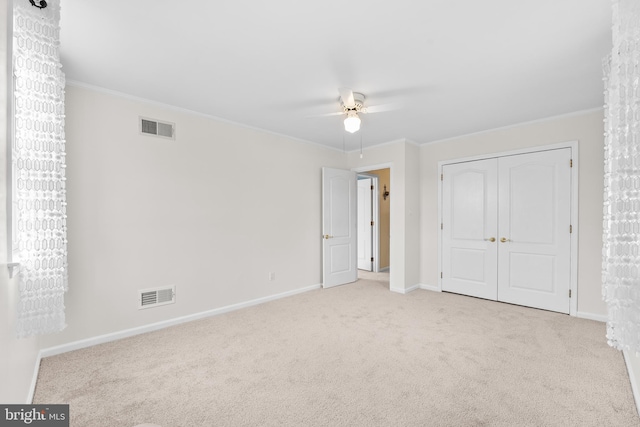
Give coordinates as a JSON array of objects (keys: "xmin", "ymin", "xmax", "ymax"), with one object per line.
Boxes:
[
  {"xmin": 13, "ymin": 0, "xmax": 68, "ymax": 338},
  {"xmin": 603, "ymin": 0, "xmax": 640, "ymax": 353}
]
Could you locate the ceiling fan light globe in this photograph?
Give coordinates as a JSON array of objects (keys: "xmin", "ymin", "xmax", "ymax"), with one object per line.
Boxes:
[{"xmin": 344, "ymin": 114, "xmax": 361, "ymax": 133}]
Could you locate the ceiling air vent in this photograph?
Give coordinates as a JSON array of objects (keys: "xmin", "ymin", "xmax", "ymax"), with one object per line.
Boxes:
[
  {"xmin": 139, "ymin": 285, "xmax": 176, "ymax": 309},
  {"xmin": 140, "ymin": 117, "xmax": 175, "ymax": 139}
]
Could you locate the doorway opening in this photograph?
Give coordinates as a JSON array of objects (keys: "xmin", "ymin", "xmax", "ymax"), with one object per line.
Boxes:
[
  {"xmin": 356, "ymin": 168, "xmax": 390, "ymax": 280},
  {"xmin": 321, "ymin": 165, "xmax": 392, "ymax": 290}
]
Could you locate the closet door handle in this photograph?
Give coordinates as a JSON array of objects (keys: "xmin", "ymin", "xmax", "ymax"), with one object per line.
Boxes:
[
  {"xmin": 500, "ymin": 237, "xmax": 510, "ymax": 243},
  {"xmin": 485, "ymin": 237, "xmax": 496, "ymax": 242}
]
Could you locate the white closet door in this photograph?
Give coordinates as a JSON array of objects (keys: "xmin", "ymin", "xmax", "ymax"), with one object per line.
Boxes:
[
  {"xmin": 497, "ymin": 149, "xmax": 572, "ymax": 313},
  {"xmin": 442, "ymin": 159, "xmax": 498, "ymax": 300}
]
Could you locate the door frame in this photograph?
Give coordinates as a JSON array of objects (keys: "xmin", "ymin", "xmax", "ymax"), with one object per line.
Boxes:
[
  {"xmin": 357, "ymin": 173, "xmax": 380, "ymax": 273},
  {"xmin": 437, "ymin": 141, "xmax": 579, "ymax": 316}
]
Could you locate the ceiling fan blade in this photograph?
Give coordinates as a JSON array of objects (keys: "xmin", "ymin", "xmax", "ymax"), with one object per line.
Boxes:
[
  {"xmin": 306, "ymin": 111, "xmax": 345, "ymax": 118},
  {"xmin": 338, "ymin": 87, "xmax": 355, "ymax": 108},
  {"xmin": 360, "ymin": 103, "xmax": 401, "ymax": 114}
]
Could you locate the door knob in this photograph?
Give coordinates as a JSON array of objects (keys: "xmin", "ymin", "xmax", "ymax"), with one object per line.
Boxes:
[
  {"xmin": 500, "ymin": 237, "xmax": 510, "ymax": 242},
  {"xmin": 323, "ymin": 235, "xmax": 333, "ymax": 240},
  {"xmin": 485, "ymin": 237, "xmax": 496, "ymax": 242}
]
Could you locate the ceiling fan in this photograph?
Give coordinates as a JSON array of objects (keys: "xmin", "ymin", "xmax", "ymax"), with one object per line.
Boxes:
[{"xmin": 314, "ymin": 87, "xmax": 399, "ymax": 133}]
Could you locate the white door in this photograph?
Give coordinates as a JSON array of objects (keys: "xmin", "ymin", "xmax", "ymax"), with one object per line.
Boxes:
[
  {"xmin": 322, "ymin": 167, "xmax": 357, "ymax": 288},
  {"xmin": 497, "ymin": 149, "xmax": 571, "ymax": 313},
  {"xmin": 357, "ymin": 178, "xmax": 373, "ymax": 271},
  {"xmin": 442, "ymin": 159, "xmax": 499, "ymax": 300}
]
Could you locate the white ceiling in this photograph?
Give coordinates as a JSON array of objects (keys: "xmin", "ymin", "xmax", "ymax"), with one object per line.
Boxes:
[{"xmin": 59, "ymin": 0, "xmax": 612, "ymax": 151}]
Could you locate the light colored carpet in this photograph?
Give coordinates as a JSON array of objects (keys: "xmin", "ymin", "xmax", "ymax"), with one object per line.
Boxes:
[{"xmin": 34, "ymin": 278, "xmax": 639, "ymax": 426}]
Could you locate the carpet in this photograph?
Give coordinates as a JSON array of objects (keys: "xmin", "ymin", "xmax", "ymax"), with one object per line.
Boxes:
[{"xmin": 33, "ymin": 278, "xmax": 639, "ymax": 426}]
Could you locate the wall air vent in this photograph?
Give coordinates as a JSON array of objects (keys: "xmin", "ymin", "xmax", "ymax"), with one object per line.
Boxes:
[
  {"xmin": 138, "ymin": 285, "xmax": 176, "ymax": 309},
  {"xmin": 140, "ymin": 117, "xmax": 175, "ymax": 139}
]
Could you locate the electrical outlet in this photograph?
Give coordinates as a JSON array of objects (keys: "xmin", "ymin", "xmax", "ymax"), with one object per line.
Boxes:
[{"xmin": 269, "ymin": 272, "xmax": 276, "ymax": 281}]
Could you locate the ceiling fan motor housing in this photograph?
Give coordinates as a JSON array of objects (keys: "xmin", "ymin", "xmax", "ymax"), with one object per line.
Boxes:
[{"xmin": 341, "ymin": 92, "xmax": 366, "ymax": 112}]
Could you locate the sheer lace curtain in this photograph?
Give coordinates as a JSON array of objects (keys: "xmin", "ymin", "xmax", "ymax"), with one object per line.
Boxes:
[
  {"xmin": 12, "ymin": 0, "xmax": 68, "ymax": 338},
  {"xmin": 603, "ymin": 0, "xmax": 640, "ymax": 353}
]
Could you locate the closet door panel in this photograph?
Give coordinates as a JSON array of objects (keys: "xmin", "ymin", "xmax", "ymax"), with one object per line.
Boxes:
[
  {"xmin": 442, "ymin": 159, "xmax": 498, "ymax": 300},
  {"xmin": 497, "ymin": 149, "xmax": 571, "ymax": 313}
]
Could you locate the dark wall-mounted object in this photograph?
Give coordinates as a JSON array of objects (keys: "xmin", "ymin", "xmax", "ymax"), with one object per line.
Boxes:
[{"xmin": 30, "ymin": 0, "xmax": 48, "ymax": 9}]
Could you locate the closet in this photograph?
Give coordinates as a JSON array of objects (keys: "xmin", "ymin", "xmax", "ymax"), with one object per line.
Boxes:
[{"xmin": 441, "ymin": 148, "xmax": 572, "ymax": 314}]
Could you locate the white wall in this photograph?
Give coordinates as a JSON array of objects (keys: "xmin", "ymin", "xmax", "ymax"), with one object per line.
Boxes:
[
  {"xmin": 347, "ymin": 139, "xmax": 421, "ymax": 292},
  {"xmin": 36, "ymin": 84, "xmax": 347, "ymax": 348},
  {"xmin": 404, "ymin": 142, "xmax": 421, "ymax": 287},
  {"xmin": 419, "ymin": 109, "xmax": 606, "ymax": 318}
]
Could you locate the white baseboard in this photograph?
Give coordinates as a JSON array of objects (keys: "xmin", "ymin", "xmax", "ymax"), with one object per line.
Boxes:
[
  {"xmin": 39, "ymin": 284, "xmax": 321, "ymax": 360},
  {"xmin": 26, "ymin": 352, "xmax": 42, "ymax": 404},
  {"xmin": 390, "ymin": 284, "xmax": 420, "ymax": 294},
  {"xmin": 419, "ymin": 283, "xmax": 441, "ymax": 292},
  {"xmin": 391, "ymin": 284, "xmax": 441, "ymax": 294},
  {"xmin": 623, "ymin": 350, "xmax": 640, "ymax": 418},
  {"xmin": 576, "ymin": 311, "xmax": 607, "ymax": 323}
]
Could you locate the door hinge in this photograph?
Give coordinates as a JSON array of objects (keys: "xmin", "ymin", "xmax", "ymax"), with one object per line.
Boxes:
[
  {"xmin": 569, "ymin": 289, "xmax": 572, "ymax": 298},
  {"xmin": 570, "ymin": 225, "xmax": 572, "ymax": 233},
  {"xmin": 371, "ymin": 257, "xmax": 374, "ymax": 262},
  {"xmin": 371, "ymin": 185, "xmax": 374, "ymax": 190},
  {"xmin": 441, "ymin": 173, "xmax": 443, "ymax": 181},
  {"xmin": 441, "ymin": 272, "xmax": 443, "ymax": 279},
  {"xmin": 371, "ymin": 220, "xmax": 374, "ymax": 226},
  {"xmin": 441, "ymin": 223, "xmax": 443, "ymax": 230},
  {"xmin": 570, "ymin": 159, "xmax": 573, "ymax": 168}
]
